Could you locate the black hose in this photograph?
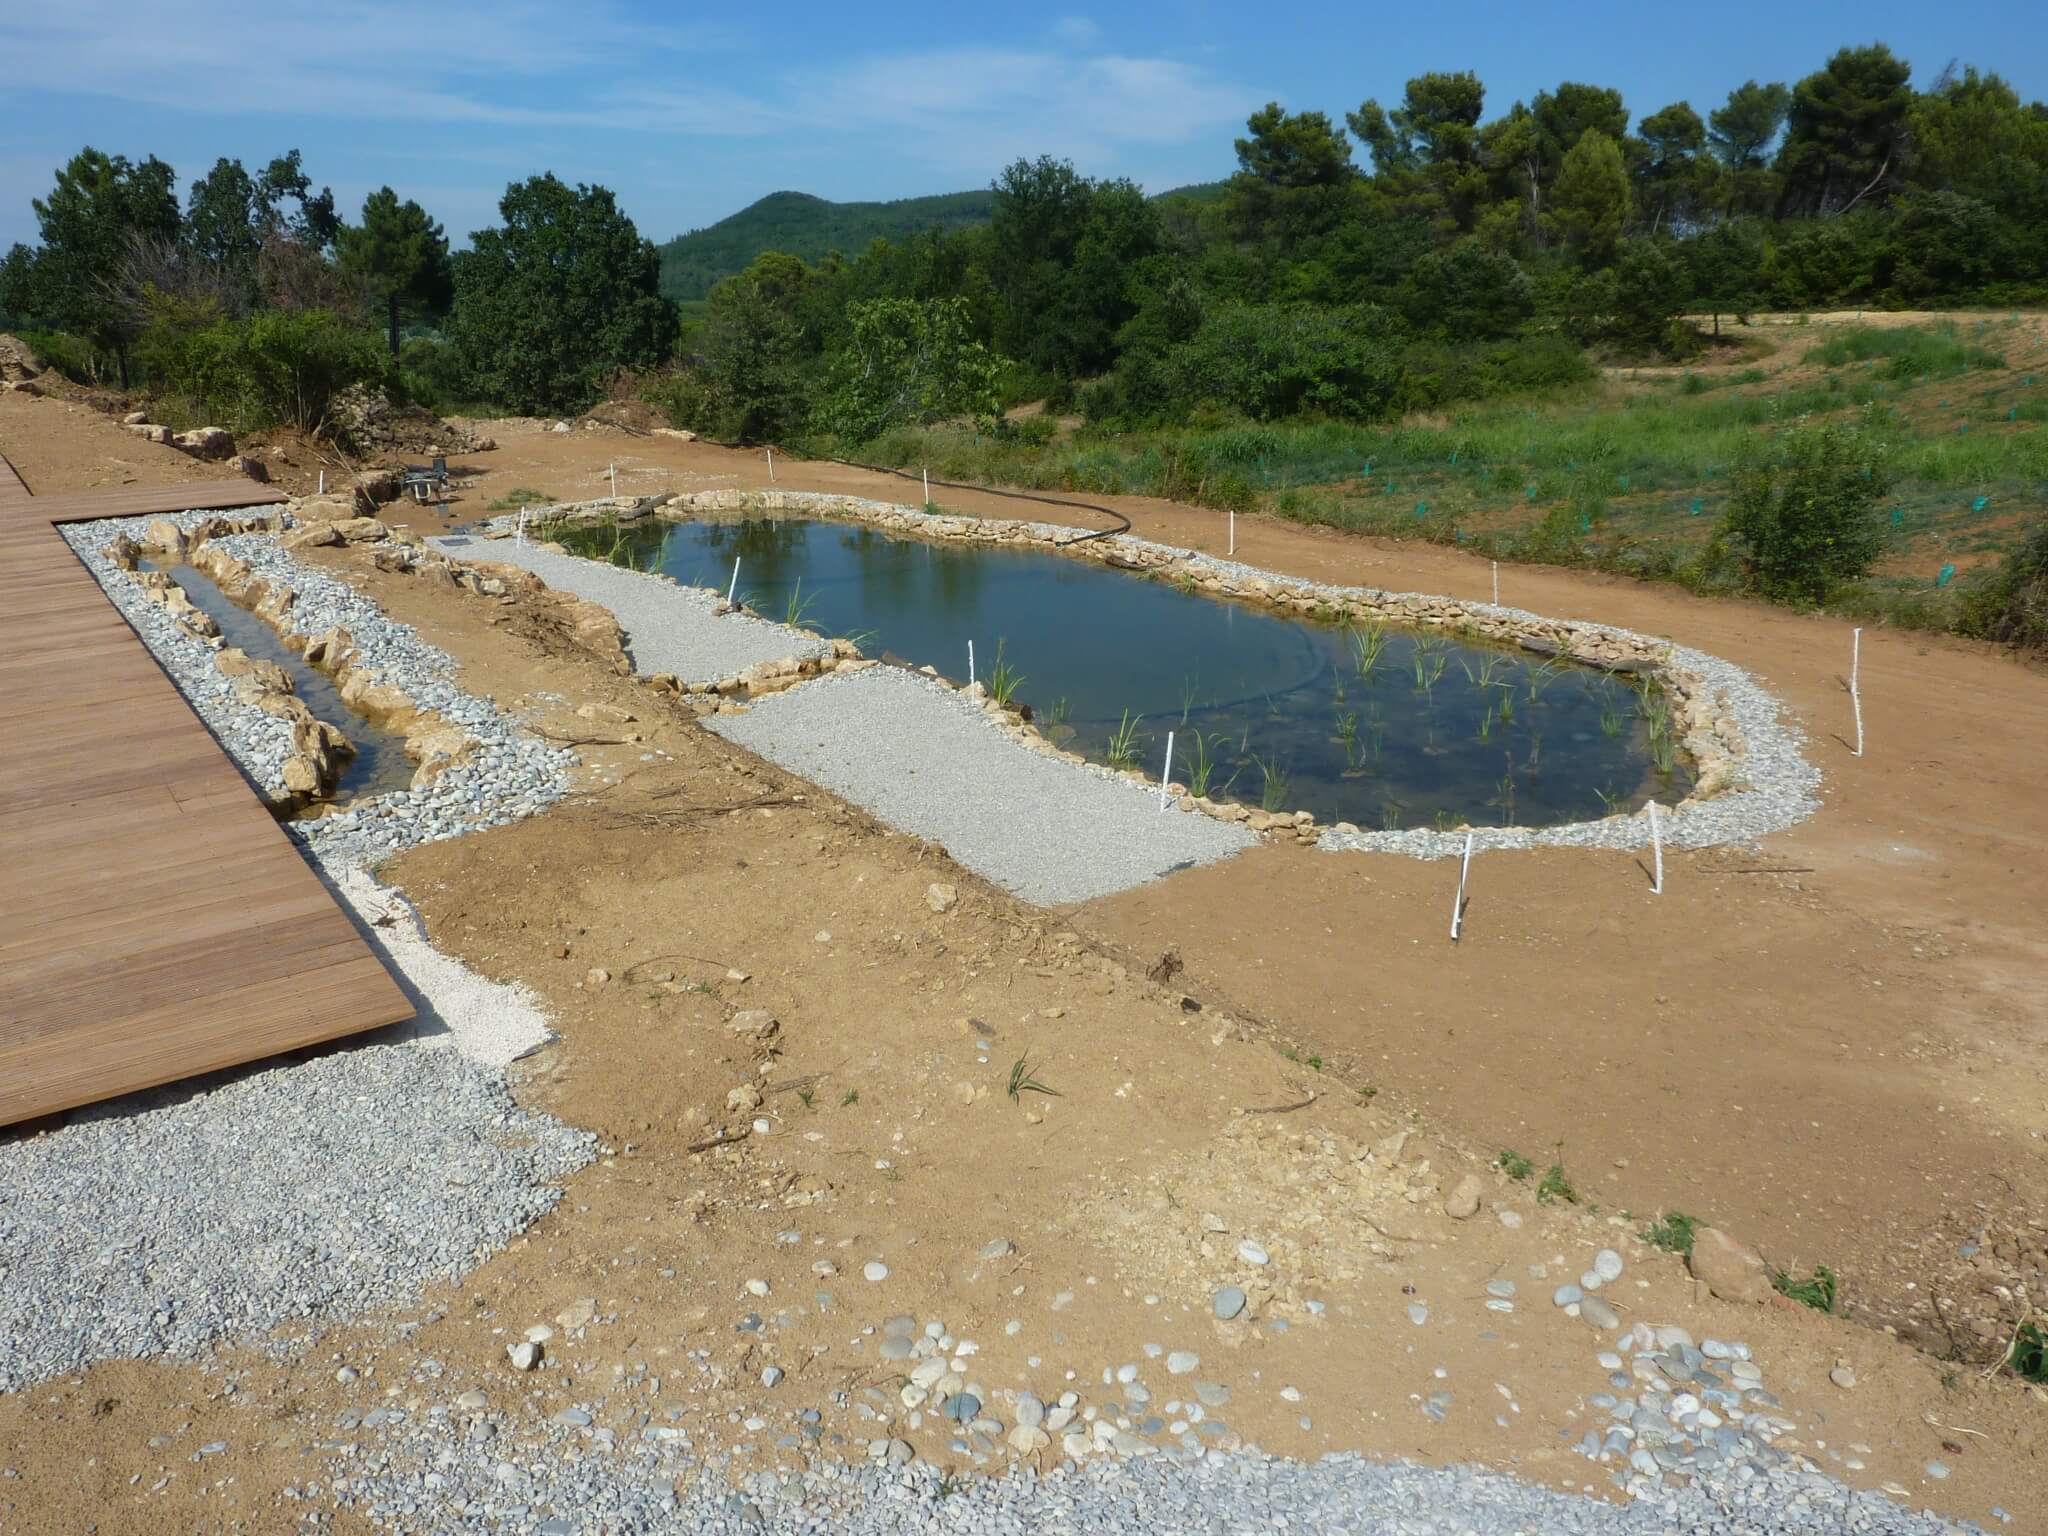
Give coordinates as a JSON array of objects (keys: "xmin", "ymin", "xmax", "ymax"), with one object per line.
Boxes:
[{"xmin": 692, "ymin": 433, "xmax": 1132, "ymax": 547}]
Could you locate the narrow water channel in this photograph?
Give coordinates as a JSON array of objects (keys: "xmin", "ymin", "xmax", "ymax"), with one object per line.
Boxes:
[
  {"xmin": 139, "ymin": 560, "xmax": 414, "ymax": 810},
  {"xmin": 563, "ymin": 516, "xmax": 1689, "ymax": 831}
]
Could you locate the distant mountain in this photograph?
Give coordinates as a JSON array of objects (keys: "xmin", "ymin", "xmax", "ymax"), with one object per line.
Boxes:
[
  {"xmin": 657, "ymin": 190, "xmax": 996, "ymax": 301},
  {"xmin": 656, "ymin": 181, "xmax": 1236, "ymax": 302}
]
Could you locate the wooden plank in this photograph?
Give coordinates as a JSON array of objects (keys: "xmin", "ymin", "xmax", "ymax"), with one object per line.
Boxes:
[{"xmin": 0, "ymin": 457, "xmax": 411, "ymax": 1126}]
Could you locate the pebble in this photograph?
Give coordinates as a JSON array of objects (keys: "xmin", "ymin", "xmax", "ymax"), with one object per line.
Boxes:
[
  {"xmin": 1580, "ymin": 1298, "xmax": 1619, "ymax": 1330},
  {"xmin": 1592, "ymin": 1249, "xmax": 1624, "ymax": 1283},
  {"xmin": 508, "ymin": 1342, "xmax": 542, "ymax": 1371},
  {"xmin": 1408, "ymin": 1302, "xmax": 1429, "ymax": 1326},
  {"xmin": 1167, "ymin": 1351, "xmax": 1200, "ymax": 1375},
  {"xmin": 1213, "ymin": 1286, "xmax": 1247, "ymax": 1320},
  {"xmin": 1828, "ymin": 1367, "xmax": 1856, "ymax": 1390},
  {"xmin": 863, "ymin": 1262, "xmax": 889, "ymax": 1283},
  {"xmin": 1237, "ymin": 1240, "xmax": 1270, "ymax": 1266},
  {"xmin": 1554, "ymin": 1285, "xmax": 1583, "ymax": 1308},
  {"xmin": 762, "ymin": 1366, "xmax": 784, "ymax": 1388}
]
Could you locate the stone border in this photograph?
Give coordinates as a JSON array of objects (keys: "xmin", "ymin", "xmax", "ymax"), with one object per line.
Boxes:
[{"xmin": 501, "ymin": 491, "xmax": 1822, "ymax": 860}]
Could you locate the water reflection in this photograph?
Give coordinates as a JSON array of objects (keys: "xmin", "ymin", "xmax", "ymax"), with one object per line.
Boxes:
[{"xmin": 565, "ymin": 517, "xmax": 1687, "ymax": 830}]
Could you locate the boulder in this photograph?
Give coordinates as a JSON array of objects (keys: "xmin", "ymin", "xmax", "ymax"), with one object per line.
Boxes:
[
  {"xmin": 283, "ymin": 523, "xmax": 342, "ymax": 550},
  {"xmin": 352, "ymin": 468, "xmax": 402, "ymax": 506},
  {"xmin": 123, "ymin": 422, "xmax": 173, "ymax": 444},
  {"xmin": 121, "ymin": 409, "xmax": 150, "ymax": 426},
  {"xmin": 292, "ymin": 496, "xmax": 360, "ymax": 523},
  {"xmin": 331, "ymin": 517, "xmax": 390, "ymax": 543},
  {"xmin": 171, "ymin": 426, "xmax": 235, "ymax": 460},
  {"xmin": 281, "ymin": 755, "xmax": 324, "ymax": 795},
  {"xmin": 139, "ymin": 518, "xmax": 187, "ymax": 556},
  {"xmin": 1443, "ymin": 1174, "xmax": 1484, "ymax": 1221},
  {"xmin": 226, "ymin": 454, "xmax": 270, "ymax": 482},
  {"xmin": 1689, "ymin": 1227, "xmax": 1774, "ymax": 1304}
]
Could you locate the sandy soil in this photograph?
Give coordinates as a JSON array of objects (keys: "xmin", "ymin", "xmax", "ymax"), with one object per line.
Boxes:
[{"xmin": 0, "ymin": 393, "xmax": 2042, "ymax": 1533}]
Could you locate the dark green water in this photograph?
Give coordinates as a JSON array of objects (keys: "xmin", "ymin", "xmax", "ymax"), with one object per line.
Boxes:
[{"xmin": 569, "ymin": 517, "xmax": 1687, "ymax": 830}]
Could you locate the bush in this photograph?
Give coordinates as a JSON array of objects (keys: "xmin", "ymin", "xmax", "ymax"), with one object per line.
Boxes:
[
  {"xmin": 1161, "ymin": 303, "xmax": 1404, "ymax": 423},
  {"xmin": 139, "ymin": 307, "xmax": 391, "ymax": 433},
  {"xmin": 18, "ymin": 328, "xmax": 102, "ymax": 383},
  {"xmin": 398, "ymin": 333, "xmax": 480, "ymax": 414},
  {"xmin": 1958, "ymin": 518, "xmax": 2048, "ymax": 649},
  {"xmin": 1717, "ymin": 413, "xmax": 1892, "ymax": 604},
  {"xmin": 636, "ymin": 366, "xmax": 720, "ymax": 434}
]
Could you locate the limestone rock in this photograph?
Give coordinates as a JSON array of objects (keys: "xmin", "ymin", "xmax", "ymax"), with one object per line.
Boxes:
[
  {"xmin": 1689, "ymin": 1226, "xmax": 1773, "ymax": 1304},
  {"xmin": 292, "ymin": 496, "xmax": 360, "ymax": 523},
  {"xmin": 171, "ymin": 426, "xmax": 234, "ymax": 460},
  {"xmin": 121, "ymin": 409, "xmax": 150, "ymax": 426},
  {"xmin": 124, "ymin": 422, "xmax": 172, "ymax": 444},
  {"xmin": 284, "ymin": 523, "xmax": 342, "ymax": 550},
  {"xmin": 925, "ymin": 882, "xmax": 959, "ymax": 914},
  {"xmin": 352, "ymin": 468, "xmax": 402, "ymax": 505},
  {"xmin": 1443, "ymin": 1174, "xmax": 1484, "ymax": 1220},
  {"xmin": 332, "ymin": 517, "xmax": 389, "ymax": 543},
  {"xmin": 281, "ymin": 754, "xmax": 323, "ymax": 795},
  {"xmin": 226, "ymin": 454, "xmax": 269, "ymax": 482},
  {"xmin": 140, "ymin": 518, "xmax": 187, "ymax": 556}
]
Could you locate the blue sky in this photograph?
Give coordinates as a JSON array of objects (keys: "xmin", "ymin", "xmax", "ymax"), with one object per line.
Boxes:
[{"xmin": 2, "ymin": 1, "xmax": 2043, "ymax": 252}]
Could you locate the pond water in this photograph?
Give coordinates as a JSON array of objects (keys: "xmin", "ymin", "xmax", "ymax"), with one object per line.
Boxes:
[
  {"xmin": 564, "ymin": 517, "xmax": 1688, "ymax": 830},
  {"xmin": 141, "ymin": 560, "xmax": 415, "ymax": 811}
]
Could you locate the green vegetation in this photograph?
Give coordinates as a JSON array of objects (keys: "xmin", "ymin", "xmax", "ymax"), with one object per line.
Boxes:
[
  {"xmin": 987, "ymin": 638, "xmax": 1024, "ymax": 708},
  {"xmin": 656, "ymin": 190, "xmax": 997, "ymax": 301},
  {"xmin": 484, "ymin": 486, "xmax": 558, "ymax": 511},
  {"xmin": 1535, "ymin": 1161, "xmax": 1580, "ymax": 1205},
  {"xmin": 1496, "ymin": 1149, "xmax": 1534, "ymax": 1181},
  {"xmin": 1006, "ymin": 1057, "xmax": 1060, "ymax": 1101},
  {"xmin": 1771, "ymin": 1262, "xmax": 1840, "ymax": 1312},
  {"xmin": 1639, "ymin": 1210, "xmax": 1702, "ymax": 1257},
  {"xmin": 2003, "ymin": 1321, "xmax": 2048, "ymax": 1383}
]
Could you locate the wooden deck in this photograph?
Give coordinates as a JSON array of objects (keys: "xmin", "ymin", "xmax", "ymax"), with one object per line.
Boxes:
[{"xmin": 0, "ymin": 456, "xmax": 412, "ymax": 1127}]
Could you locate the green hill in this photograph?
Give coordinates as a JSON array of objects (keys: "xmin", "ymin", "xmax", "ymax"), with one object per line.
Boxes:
[{"xmin": 657, "ymin": 190, "xmax": 996, "ymax": 301}]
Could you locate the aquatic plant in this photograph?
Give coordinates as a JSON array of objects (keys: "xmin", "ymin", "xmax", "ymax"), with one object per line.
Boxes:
[{"xmin": 1107, "ymin": 709, "xmax": 1145, "ymax": 770}]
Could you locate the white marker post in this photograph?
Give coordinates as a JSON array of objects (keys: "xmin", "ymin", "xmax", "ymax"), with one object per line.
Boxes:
[
  {"xmin": 1849, "ymin": 627, "xmax": 1865, "ymax": 758},
  {"xmin": 968, "ymin": 639, "xmax": 976, "ymax": 688},
  {"xmin": 608, "ymin": 463, "xmax": 618, "ymax": 499},
  {"xmin": 1450, "ymin": 832, "xmax": 1474, "ymax": 942},
  {"xmin": 923, "ymin": 466, "xmax": 931, "ymax": 507},
  {"xmin": 1228, "ymin": 509, "xmax": 1236, "ymax": 556},
  {"xmin": 1157, "ymin": 730, "xmax": 1175, "ymax": 813},
  {"xmin": 1492, "ymin": 561, "xmax": 1499, "ymax": 606},
  {"xmin": 726, "ymin": 555, "xmax": 741, "ymax": 609},
  {"xmin": 516, "ymin": 506, "xmax": 529, "ymax": 547},
  {"xmin": 1647, "ymin": 799, "xmax": 1664, "ymax": 894},
  {"xmin": 766, "ymin": 447, "xmax": 775, "ymax": 481}
]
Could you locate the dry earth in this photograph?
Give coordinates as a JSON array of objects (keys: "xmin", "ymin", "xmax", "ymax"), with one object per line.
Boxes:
[{"xmin": 1, "ymin": 391, "xmax": 2043, "ymax": 1532}]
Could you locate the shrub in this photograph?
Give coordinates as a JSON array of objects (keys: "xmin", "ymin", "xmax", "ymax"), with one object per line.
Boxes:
[
  {"xmin": 18, "ymin": 328, "xmax": 101, "ymax": 383},
  {"xmin": 1717, "ymin": 413, "xmax": 1892, "ymax": 603},
  {"xmin": 140, "ymin": 306, "xmax": 391, "ymax": 433},
  {"xmin": 1958, "ymin": 518, "xmax": 2048, "ymax": 649}
]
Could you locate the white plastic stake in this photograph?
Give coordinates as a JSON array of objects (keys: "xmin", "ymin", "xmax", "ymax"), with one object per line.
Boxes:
[
  {"xmin": 1647, "ymin": 799, "xmax": 1664, "ymax": 894},
  {"xmin": 923, "ymin": 466, "xmax": 930, "ymax": 506},
  {"xmin": 1158, "ymin": 730, "xmax": 1175, "ymax": 812},
  {"xmin": 516, "ymin": 506, "xmax": 528, "ymax": 546},
  {"xmin": 1228, "ymin": 509, "xmax": 1236, "ymax": 556},
  {"xmin": 766, "ymin": 447, "xmax": 775, "ymax": 481},
  {"xmin": 1450, "ymin": 832, "xmax": 1474, "ymax": 941},
  {"xmin": 726, "ymin": 556, "xmax": 741, "ymax": 608},
  {"xmin": 317, "ymin": 469, "xmax": 326, "ymax": 495},
  {"xmin": 968, "ymin": 639, "xmax": 976, "ymax": 688},
  {"xmin": 1849, "ymin": 627, "xmax": 1865, "ymax": 757},
  {"xmin": 1492, "ymin": 561, "xmax": 1499, "ymax": 605},
  {"xmin": 608, "ymin": 463, "xmax": 617, "ymax": 499}
]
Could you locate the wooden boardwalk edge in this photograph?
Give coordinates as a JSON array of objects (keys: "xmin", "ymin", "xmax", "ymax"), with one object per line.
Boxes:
[{"xmin": 0, "ymin": 448, "xmax": 414, "ymax": 1127}]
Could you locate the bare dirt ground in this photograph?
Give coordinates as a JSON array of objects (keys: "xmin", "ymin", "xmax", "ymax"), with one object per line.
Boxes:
[{"xmin": 1, "ymin": 395, "xmax": 2043, "ymax": 1532}]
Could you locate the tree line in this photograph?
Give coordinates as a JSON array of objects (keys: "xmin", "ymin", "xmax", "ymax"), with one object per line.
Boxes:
[{"xmin": 1, "ymin": 43, "xmax": 2043, "ymax": 441}]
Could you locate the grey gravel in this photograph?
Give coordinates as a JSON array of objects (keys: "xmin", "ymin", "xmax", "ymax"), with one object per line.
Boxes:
[
  {"xmin": 429, "ymin": 534, "xmax": 831, "ymax": 685},
  {"xmin": 317, "ymin": 1409, "xmax": 1988, "ymax": 1535},
  {"xmin": 706, "ymin": 666, "xmax": 1254, "ymax": 904},
  {"xmin": 62, "ymin": 513, "xmax": 576, "ymax": 872},
  {"xmin": 0, "ymin": 1043, "xmax": 592, "ymax": 1393}
]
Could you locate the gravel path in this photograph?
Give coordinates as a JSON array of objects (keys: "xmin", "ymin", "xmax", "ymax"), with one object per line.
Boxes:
[
  {"xmin": 321, "ymin": 1417, "xmax": 1985, "ymax": 1535},
  {"xmin": 429, "ymin": 534, "xmax": 832, "ymax": 685},
  {"xmin": 0, "ymin": 1043, "xmax": 593, "ymax": 1393},
  {"xmin": 706, "ymin": 666, "xmax": 1253, "ymax": 904}
]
